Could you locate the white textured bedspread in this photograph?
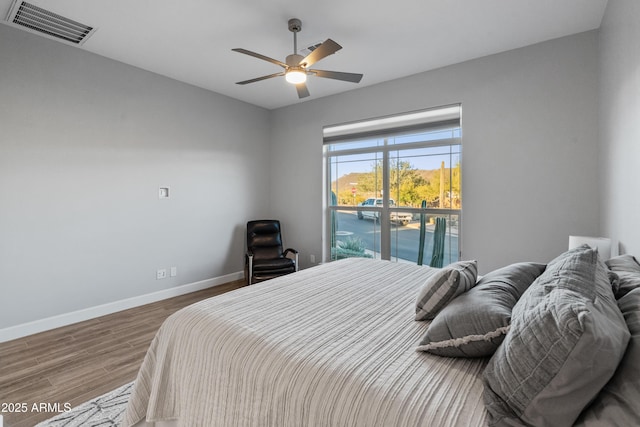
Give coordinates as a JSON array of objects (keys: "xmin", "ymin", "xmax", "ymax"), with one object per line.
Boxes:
[{"xmin": 123, "ymin": 258, "xmax": 489, "ymax": 427}]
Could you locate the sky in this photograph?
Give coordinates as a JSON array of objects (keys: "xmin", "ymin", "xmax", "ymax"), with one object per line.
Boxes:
[{"xmin": 326, "ymin": 128, "xmax": 461, "ymax": 178}]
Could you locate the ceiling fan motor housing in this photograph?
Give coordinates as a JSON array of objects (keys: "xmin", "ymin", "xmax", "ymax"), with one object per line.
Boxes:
[{"xmin": 286, "ymin": 54, "xmax": 305, "ymax": 67}]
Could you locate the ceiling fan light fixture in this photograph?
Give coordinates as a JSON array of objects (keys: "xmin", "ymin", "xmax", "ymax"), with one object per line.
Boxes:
[{"xmin": 285, "ymin": 68, "xmax": 307, "ymax": 84}]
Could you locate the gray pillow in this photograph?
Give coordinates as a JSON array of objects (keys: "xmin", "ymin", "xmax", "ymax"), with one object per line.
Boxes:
[
  {"xmin": 575, "ymin": 287, "xmax": 640, "ymax": 426},
  {"xmin": 606, "ymin": 253, "xmax": 640, "ymax": 273},
  {"xmin": 614, "ymin": 271, "xmax": 640, "ymax": 299},
  {"xmin": 606, "ymin": 254, "xmax": 640, "ymax": 298},
  {"xmin": 483, "ymin": 245, "xmax": 630, "ymax": 427},
  {"xmin": 416, "ymin": 262, "xmax": 545, "ymax": 357},
  {"xmin": 414, "ymin": 260, "xmax": 478, "ymax": 321}
]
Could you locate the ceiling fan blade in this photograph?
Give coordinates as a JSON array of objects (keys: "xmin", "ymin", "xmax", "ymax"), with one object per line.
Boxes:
[
  {"xmin": 300, "ymin": 39, "xmax": 342, "ymax": 67},
  {"xmin": 232, "ymin": 48, "xmax": 287, "ymax": 68},
  {"xmin": 235, "ymin": 72, "xmax": 285, "ymax": 85},
  {"xmin": 309, "ymin": 69, "xmax": 363, "ymax": 83},
  {"xmin": 296, "ymin": 83, "xmax": 310, "ymax": 98}
]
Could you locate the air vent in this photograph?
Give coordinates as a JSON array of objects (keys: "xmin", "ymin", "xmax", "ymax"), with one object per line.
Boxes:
[{"xmin": 6, "ymin": 1, "xmax": 95, "ymax": 45}]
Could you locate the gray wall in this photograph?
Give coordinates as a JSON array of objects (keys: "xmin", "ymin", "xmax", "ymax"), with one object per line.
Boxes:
[
  {"xmin": 0, "ymin": 23, "xmax": 606, "ymax": 330},
  {"xmin": 270, "ymin": 31, "xmax": 600, "ymax": 274},
  {"xmin": 599, "ymin": 0, "xmax": 640, "ymax": 256},
  {"xmin": 0, "ymin": 24, "xmax": 271, "ymax": 328}
]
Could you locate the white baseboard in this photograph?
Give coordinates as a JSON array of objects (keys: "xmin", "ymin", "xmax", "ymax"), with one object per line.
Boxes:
[{"xmin": 0, "ymin": 271, "xmax": 244, "ymax": 343}]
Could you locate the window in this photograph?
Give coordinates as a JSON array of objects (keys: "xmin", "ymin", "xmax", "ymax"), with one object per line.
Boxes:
[{"xmin": 323, "ymin": 104, "xmax": 462, "ymax": 265}]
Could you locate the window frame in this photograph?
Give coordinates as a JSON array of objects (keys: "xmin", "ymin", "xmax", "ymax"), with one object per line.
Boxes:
[{"xmin": 323, "ymin": 105, "xmax": 463, "ymax": 263}]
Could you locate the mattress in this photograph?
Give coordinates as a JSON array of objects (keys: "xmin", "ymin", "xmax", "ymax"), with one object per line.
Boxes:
[{"xmin": 123, "ymin": 258, "xmax": 489, "ymax": 427}]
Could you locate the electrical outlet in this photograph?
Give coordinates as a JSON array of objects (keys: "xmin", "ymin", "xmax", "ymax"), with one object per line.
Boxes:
[
  {"xmin": 170, "ymin": 266, "xmax": 177, "ymax": 277},
  {"xmin": 156, "ymin": 269, "xmax": 167, "ymax": 280},
  {"xmin": 310, "ymin": 254, "xmax": 316, "ymax": 263}
]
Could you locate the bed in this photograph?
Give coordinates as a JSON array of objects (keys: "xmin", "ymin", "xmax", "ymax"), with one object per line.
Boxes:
[
  {"xmin": 123, "ymin": 258, "xmax": 489, "ymax": 427},
  {"xmin": 123, "ymin": 249, "xmax": 640, "ymax": 427}
]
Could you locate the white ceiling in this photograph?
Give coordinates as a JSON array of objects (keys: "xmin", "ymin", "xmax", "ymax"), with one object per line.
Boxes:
[{"xmin": 1, "ymin": 0, "xmax": 608, "ymax": 110}]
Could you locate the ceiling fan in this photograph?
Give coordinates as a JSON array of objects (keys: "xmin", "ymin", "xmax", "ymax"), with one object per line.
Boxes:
[{"xmin": 232, "ymin": 18, "xmax": 363, "ymax": 99}]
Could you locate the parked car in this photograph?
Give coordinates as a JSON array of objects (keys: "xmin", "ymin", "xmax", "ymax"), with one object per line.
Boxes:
[{"xmin": 357, "ymin": 198, "xmax": 413, "ymax": 226}]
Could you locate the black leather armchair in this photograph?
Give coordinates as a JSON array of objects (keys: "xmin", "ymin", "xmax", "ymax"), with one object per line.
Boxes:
[{"xmin": 246, "ymin": 220, "xmax": 298, "ymax": 285}]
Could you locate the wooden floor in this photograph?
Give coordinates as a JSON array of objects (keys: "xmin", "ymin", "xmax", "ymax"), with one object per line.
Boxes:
[{"xmin": 0, "ymin": 280, "xmax": 245, "ymax": 427}]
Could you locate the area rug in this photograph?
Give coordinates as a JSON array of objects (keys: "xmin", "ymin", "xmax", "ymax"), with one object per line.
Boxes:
[{"xmin": 35, "ymin": 382, "xmax": 133, "ymax": 426}]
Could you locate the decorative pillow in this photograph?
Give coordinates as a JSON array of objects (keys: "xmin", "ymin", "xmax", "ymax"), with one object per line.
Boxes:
[
  {"xmin": 575, "ymin": 287, "xmax": 640, "ymax": 426},
  {"xmin": 414, "ymin": 260, "xmax": 478, "ymax": 321},
  {"xmin": 606, "ymin": 254, "xmax": 640, "ymax": 298},
  {"xmin": 614, "ymin": 272, "xmax": 640, "ymax": 299},
  {"xmin": 483, "ymin": 245, "xmax": 630, "ymax": 427},
  {"xmin": 416, "ymin": 262, "xmax": 545, "ymax": 357},
  {"xmin": 606, "ymin": 254, "xmax": 640, "ymax": 273}
]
